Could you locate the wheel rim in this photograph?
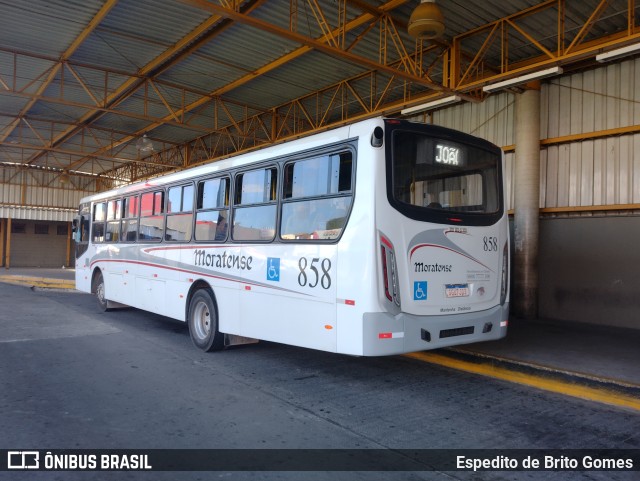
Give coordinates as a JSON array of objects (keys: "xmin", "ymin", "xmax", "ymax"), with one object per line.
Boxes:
[
  {"xmin": 96, "ymin": 280, "xmax": 105, "ymax": 304},
  {"xmin": 192, "ymin": 300, "xmax": 211, "ymax": 340}
]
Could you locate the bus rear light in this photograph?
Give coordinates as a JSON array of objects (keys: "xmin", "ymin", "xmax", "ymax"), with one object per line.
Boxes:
[
  {"xmin": 378, "ymin": 332, "xmax": 404, "ymax": 339},
  {"xmin": 381, "ymin": 245, "xmax": 393, "ymax": 302},
  {"xmin": 380, "ymin": 235, "xmax": 400, "ymax": 307},
  {"xmin": 500, "ymin": 242, "xmax": 509, "ymax": 305}
]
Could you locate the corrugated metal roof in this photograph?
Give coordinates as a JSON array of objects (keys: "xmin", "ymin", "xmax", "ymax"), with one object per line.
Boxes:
[
  {"xmin": 0, "ymin": 0, "xmax": 105, "ymax": 56},
  {"xmin": 0, "ymin": 206, "xmax": 76, "ymax": 222},
  {"xmin": 0, "ymin": 0, "xmax": 637, "ymax": 207}
]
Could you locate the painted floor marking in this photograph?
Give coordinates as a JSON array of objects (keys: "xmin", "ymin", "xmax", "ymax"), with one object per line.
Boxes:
[{"xmin": 405, "ymin": 351, "xmax": 640, "ymax": 412}]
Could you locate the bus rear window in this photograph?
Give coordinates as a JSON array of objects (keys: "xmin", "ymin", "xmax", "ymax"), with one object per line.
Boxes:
[{"xmin": 389, "ymin": 128, "xmax": 502, "ymax": 224}]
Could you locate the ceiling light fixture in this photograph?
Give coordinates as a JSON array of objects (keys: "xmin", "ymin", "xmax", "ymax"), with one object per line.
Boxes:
[
  {"xmin": 596, "ymin": 42, "xmax": 640, "ymax": 63},
  {"xmin": 408, "ymin": 0, "xmax": 445, "ymax": 40},
  {"xmin": 136, "ymin": 134, "xmax": 154, "ymax": 153},
  {"xmin": 482, "ymin": 67, "xmax": 563, "ymax": 93},
  {"xmin": 401, "ymin": 95, "xmax": 461, "ymax": 115}
]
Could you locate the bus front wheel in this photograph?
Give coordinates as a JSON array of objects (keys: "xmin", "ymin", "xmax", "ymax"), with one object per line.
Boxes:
[
  {"xmin": 93, "ymin": 271, "xmax": 109, "ymax": 312},
  {"xmin": 188, "ymin": 290, "xmax": 224, "ymax": 352}
]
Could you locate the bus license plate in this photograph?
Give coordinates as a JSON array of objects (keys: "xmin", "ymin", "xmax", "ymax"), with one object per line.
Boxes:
[{"xmin": 445, "ymin": 284, "xmax": 470, "ymax": 298}]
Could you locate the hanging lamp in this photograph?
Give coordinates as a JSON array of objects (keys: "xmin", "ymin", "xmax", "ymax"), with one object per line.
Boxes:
[{"xmin": 408, "ymin": 0, "xmax": 445, "ymax": 39}]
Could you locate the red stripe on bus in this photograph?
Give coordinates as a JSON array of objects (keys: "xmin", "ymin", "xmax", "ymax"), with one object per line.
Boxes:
[
  {"xmin": 409, "ymin": 243, "xmax": 493, "ymax": 271},
  {"xmin": 143, "ymin": 245, "xmax": 231, "ymax": 253},
  {"xmin": 90, "ymin": 259, "xmax": 262, "ymax": 291},
  {"xmin": 88, "ymin": 259, "xmax": 315, "ymax": 297}
]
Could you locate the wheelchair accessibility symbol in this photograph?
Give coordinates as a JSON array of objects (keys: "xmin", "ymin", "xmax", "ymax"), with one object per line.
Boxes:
[
  {"xmin": 413, "ymin": 281, "xmax": 428, "ymax": 301},
  {"xmin": 267, "ymin": 257, "xmax": 280, "ymax": 282}
]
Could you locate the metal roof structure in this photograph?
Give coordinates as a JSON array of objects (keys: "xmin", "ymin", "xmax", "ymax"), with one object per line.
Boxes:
[{"xmin": 0, "ymin": 0, "xmax": 638, "ymax": 192}]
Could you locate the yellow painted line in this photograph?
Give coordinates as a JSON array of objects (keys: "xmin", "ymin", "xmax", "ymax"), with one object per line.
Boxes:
[
  {"xmin": 0, "ymin": 276, "xmax": 75, "ymax": 289},
  {"xmin": 405, "ymin": 351, "xmax": 640, "ymax": 412}
]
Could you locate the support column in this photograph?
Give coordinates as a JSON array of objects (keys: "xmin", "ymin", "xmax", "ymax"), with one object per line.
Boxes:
[
  {"xmin": 5, "ymin": 217, "xmax": 11, "ymax": 269},
  {"xmin": 0, "ymin": 219, "xmax": 4, "ymax": 267},
  {"xmin": 66, "ymin": 221, "xmax": 72, "ymax": 268},
  {"xmin": 514, "ymin": 83, "xmax": 541, "ymax": 319}
]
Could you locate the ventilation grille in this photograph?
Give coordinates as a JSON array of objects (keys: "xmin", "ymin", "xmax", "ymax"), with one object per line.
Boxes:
[{"xmin": 440, "ymin": 326, "xmax": 474, "ymax": 339}]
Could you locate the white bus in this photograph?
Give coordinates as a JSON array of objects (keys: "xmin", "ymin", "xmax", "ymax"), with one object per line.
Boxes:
[{"xmin": 74, "ymin": 118, "xmax": 509, "ymax": 356}]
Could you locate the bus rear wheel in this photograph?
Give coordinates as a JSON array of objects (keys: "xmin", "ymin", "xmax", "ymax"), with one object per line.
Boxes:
[{"xmin": 188, "ymin": 289, "xmax": 224, "ymax": 352}]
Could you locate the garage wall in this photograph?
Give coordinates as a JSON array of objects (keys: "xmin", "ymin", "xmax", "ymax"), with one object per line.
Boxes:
[
  {"xmin": 417, "ymin": 57, "xmax": 640, "ymax": 329},
  {"xmin": 1, "ymin": 166, "xmax": 92, "ymax": 211},
  {"xmin": 4, "ymin": 220, "xmax": 71, "ymax": 268},
  {"xmin": 541, "ymin": 59, "xmax": 640, "ymax": 207},
  {"xmin": 1, "ymin": 165, "xmax": 94, "ymax": 265},
  {"xmin": 539, "ymin": 216, "xmax": 640, "ymax": 329},
  {"xmin": 428, "ymin": 57, "xmax": 640, "ymax": 212}
]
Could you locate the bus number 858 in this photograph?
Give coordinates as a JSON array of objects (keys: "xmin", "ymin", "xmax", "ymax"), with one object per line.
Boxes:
[{"xmin": 298, "ymin": 257, "xmax": 332, "ymax": 289}]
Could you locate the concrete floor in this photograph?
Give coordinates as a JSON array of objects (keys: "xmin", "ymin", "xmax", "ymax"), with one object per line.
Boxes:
[{"xmin": 0, "ymin": 281, "xmax": 638, "ymax": 480}]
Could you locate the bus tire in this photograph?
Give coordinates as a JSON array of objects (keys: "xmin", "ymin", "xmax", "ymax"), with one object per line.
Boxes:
[
  {"xmin": 93, "ymin": 271, "xmax": 109, "ymax": 312},
  {"xmin": 188, "ymin": 289, "xmax": 224, "ymax": 352}
]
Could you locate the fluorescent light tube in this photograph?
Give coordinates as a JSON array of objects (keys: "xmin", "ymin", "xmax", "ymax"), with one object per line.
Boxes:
[
  {"xmin": 483, "ymin": 67, "xmax": 563, "ymax": 93},
  {"xmin": 401, "ymin": 95, "xmax": 461, "ymax": 115},
  {"xmin": 596, "ymin": 43, "xmax": 640, "ymax": 63}
]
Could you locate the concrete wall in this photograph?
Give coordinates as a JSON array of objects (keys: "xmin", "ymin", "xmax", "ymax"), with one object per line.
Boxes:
[{"xmin": 538, "ymin": 215, "xmax": 640, "ymax": 330}]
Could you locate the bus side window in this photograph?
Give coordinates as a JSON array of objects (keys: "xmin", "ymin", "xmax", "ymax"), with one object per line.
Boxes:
[
  {"xmin": 232, "ymin": 168, "xmax": 277, "ymax": 242},
  {"xmin": 166, "ymin": 184, "xmax": 194, "ymax": 242},
  {"xmin": 106, "ymin": 199, "xmax": 121, "ymax": 242},
  {"xmin": 280, "ymin": 151, "xmax": 352, "ymax": 241},
  {"xmin": 122, "ymin": 196, "xmax": 139, "ymax": 242},
  {"xmin": 195, "ymin": 177, "xmax": 230, "ymax": 242},
  {"xmin": 92, "ymin": 202, "xmax": 106, "ymax": 243},
  {"xmin": 139, "ymin": 191, "xmax": 165, "ymax": 242}
]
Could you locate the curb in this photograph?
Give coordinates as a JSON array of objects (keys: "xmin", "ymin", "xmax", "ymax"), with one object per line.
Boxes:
[
  {"xmin": 445, "ymin": 347, "xmax": 640, "ymax": 392},
  {"xmin": 0, "ymin": 275, "xmax": 76, "ymax": 290},
  {"xmin": 404, "ymin": 349, "xmax": 640, "ymax": 412}
]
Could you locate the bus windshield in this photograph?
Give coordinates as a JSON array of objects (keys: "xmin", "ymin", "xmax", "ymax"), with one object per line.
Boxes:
[{"xmin": 388, "ymin": 123, "xmax": 503, "ymax": 225}]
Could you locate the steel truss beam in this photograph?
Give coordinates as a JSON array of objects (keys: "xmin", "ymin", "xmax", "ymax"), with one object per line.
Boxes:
[
  {"xmin": 452, "ymin": 0, "xmax": 640, "ymax": 90},
  {"xmin": 118, "ymin": 0, "xmax": 638, "ymax": 183},
  {"xmin": 106, "ymin": 2, "xmax": 639, "ymax": 183},
  {"xmin": 2, "ymin": 0, "xmax": 639, "ymax": 191},
  {"xmin": 4, "ymin": 0, "xmax": 269, "ymax": 171},
  {"xmin": 59, "ymin": 0, "xmax": 423, "ymax": 175},
  {"xmin": 0, "ymin": 0, "xmax": 118, "ymax": 145}
]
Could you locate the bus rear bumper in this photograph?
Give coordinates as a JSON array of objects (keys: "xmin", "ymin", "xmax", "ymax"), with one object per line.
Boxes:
[{"xmin": 362, "ymin": 303, "xmax": 509, "ymax": 356}]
